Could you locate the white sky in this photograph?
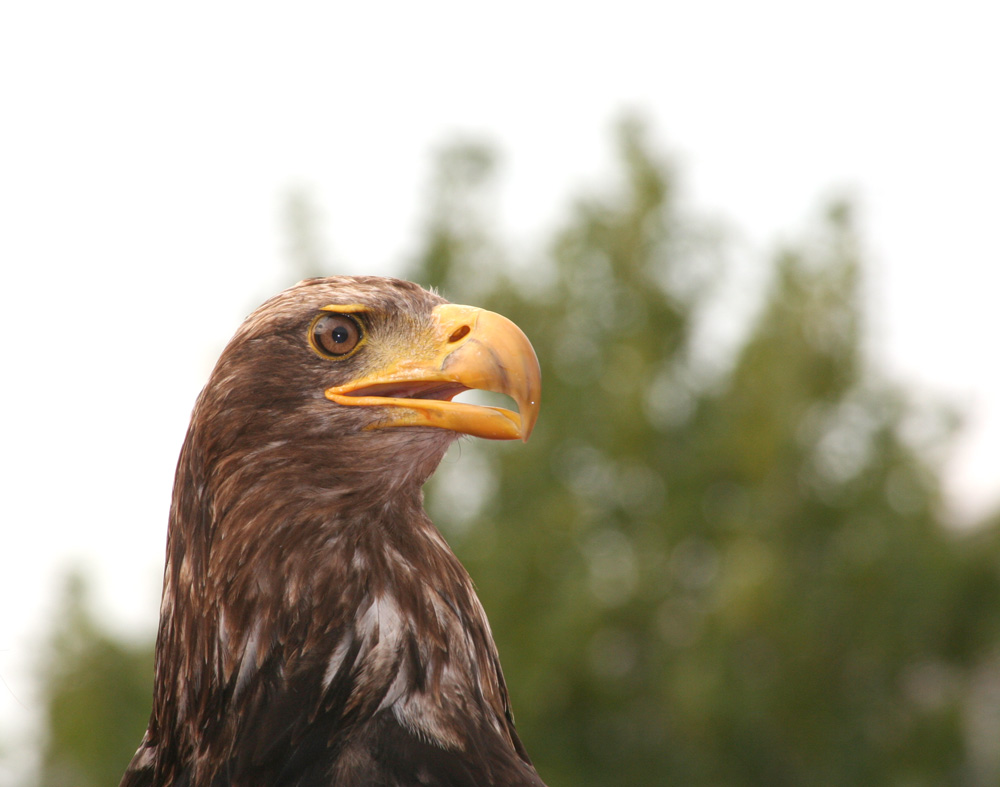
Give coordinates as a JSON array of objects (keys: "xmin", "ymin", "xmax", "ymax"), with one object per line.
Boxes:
[{"xmin": 1, "ymin": 1, "xmax": 998, "ymax": 777}]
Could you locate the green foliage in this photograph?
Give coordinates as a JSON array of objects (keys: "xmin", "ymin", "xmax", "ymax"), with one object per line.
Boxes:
[
  {"xmin": 35, "ymin": 572, "xmax": 153, "ymax": 787},
  {"xmin": 406, "ymin": 119, "xmax": 1000, "ymax": 785}
]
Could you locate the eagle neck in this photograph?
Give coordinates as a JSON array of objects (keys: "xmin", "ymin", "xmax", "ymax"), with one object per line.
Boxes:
[{"xmin": 149, "ymin": 423, "xmax": 483, "ymax": 768}]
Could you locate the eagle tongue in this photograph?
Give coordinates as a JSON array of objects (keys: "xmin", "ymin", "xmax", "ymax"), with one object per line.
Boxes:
[{"xmin": 344, "ymin": 381, "xmax": 469, "ymax": 402}]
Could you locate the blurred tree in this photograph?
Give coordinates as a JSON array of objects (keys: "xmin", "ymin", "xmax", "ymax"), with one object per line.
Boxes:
[
  {"xmin": 284, "ymin": 186, "xmax": 330, "ymax": 280},
  {"xmin": 21, "ymin": 119, "xmax": 1000, "ymax": 786},
  {"xmin": 406, "ymin": 118, "xmax": 1000, "ymax": 786},
  {"xmin": 34, "ymin": 572, "xmax": 152, "ymax": 787}
]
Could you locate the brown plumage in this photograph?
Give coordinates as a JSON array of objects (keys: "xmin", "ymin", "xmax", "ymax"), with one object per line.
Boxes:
[{"xmin": 121, "ymin": 276, "xmax": 545, "ymax": 786}]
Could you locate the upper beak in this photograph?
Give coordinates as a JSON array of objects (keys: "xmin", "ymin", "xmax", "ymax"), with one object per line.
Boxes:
[{"xmin": 325, "ymin": 304, "xmax": 541, "ymax": 441}]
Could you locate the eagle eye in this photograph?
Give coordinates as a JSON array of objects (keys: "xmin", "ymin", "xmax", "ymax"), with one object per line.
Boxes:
[{"xmin": 311, "ymin": 313, "xmax": 362, "ymax": 358}]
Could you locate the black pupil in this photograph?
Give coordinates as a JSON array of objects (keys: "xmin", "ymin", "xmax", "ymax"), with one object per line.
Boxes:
[{"xmin": 332, "ymin": 326, "xmax": 349, "ymax": 344}]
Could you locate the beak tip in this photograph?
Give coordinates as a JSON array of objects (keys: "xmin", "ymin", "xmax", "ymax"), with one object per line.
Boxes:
[{"xmin": 519, "ymin": 399, "xmax": 540, "ymax": 442}]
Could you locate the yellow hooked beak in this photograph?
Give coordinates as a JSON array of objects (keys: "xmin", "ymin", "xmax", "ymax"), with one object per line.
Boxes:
[{"xmin": 325, "ymin": 304, "xmax": 541, "ymax": 441}]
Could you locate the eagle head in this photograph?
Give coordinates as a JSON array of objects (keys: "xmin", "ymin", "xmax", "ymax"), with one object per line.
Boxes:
[{"xmin": 123, "ymin": 276, "xmax": 547, "ymax": 787}]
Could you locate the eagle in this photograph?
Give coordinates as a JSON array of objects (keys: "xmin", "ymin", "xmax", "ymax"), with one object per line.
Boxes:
[{"xmin": 121, "ymin": 276, "xmax": 545, "ymax": 786}]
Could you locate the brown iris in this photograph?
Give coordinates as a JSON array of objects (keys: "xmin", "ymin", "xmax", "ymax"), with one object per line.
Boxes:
[{"xmin": 312, "ymin": 313, "xmax": 362, "ymax": 358}]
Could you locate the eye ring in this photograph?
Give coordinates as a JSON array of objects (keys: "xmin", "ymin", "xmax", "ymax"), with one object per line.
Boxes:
[{"xmin": 309, "ymin": 313, "xmax": 363, "ymax": 359}]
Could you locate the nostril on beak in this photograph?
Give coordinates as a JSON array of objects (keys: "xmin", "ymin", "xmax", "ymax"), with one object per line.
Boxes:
[{"xmin": 448, "ymin": 325, "xmax": 471, "ymax": 343}]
